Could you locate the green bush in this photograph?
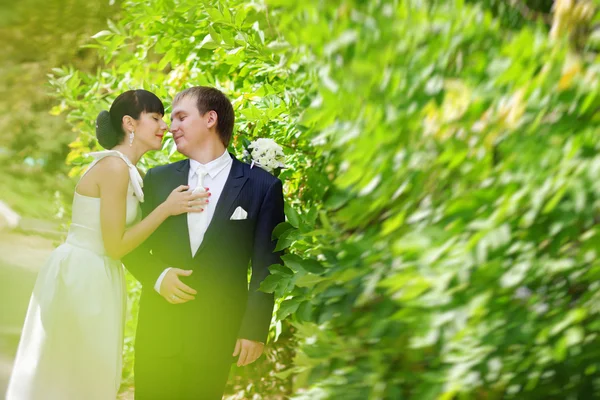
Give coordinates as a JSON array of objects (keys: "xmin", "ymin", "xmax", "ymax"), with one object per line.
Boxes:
[{"xmin": 54, "ymin": 0, "xmax": 600, "ymax": 398}]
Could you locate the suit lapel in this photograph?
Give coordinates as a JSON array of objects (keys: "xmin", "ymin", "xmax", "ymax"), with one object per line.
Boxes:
[
  {"xmin": 172, "ymin": 159, "xmax": 193, "ymax": 258},
  {"xmin": 193, "ymin": 155, "xmax": 248, "ymax": 258},
  {"xmin": 173, "ymin": 158, "xmax": 191, "ymax": 187}
]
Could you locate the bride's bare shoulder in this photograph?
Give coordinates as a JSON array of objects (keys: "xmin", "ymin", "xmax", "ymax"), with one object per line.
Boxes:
[
  {"xmin": 83, "ymin": 156, "xmax": 129, "ymax": 188},
  {"xmin": 94, "ymin": 155, "xmax": 130, "ymax": 174}
]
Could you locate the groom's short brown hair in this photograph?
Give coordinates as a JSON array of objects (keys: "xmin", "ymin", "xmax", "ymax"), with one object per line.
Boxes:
[{"xmin": 173, "ymin": 86, "xmax": 235, "ymax": 147}]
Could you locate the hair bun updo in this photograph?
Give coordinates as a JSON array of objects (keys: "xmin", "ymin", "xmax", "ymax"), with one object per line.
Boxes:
[
  {"xmin": 95, "ymin": 110, "xmax": 120, "ymax": 149},
  {"xmin": 94, "ymin": 90, "xmax": 165, "ymax": 149}
]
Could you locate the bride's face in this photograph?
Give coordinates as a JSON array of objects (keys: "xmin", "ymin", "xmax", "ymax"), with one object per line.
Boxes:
[{"xmin": 134, "ymin": 112, "xmax": 168, "ymax": 151}]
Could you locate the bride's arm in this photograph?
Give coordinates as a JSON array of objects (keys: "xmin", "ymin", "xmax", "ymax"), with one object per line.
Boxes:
[{"xmin": 97, "ymin": 157, "xmax": 204, "ymax": 260}]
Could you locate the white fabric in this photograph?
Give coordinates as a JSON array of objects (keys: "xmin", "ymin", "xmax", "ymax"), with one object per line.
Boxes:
[
  {"xmin": 230, "ymin": 206, "xmax": 248, "ymax": 220},
  {"xmin": 87, "ymin": 150, "xmax": 144, "ymax": 203},
  {"xmin": 154, "ymin": 150, "xmax": 232, "ymax": 293},
  {"xmin": 153, "ymin": 267, "xmax": 172, "ymax": 293},
  {"xmin": 188, "ymin": 166, "xmax": 209, "ymax": 256},
  {"xmin": 6, "ymin": 152, "xmax": 140, "ymax": 400}
]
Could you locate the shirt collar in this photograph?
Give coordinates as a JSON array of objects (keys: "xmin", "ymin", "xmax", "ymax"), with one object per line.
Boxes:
[{"xmin": 189, "ymin": 149, "xmax": 232, "ymax": 179}]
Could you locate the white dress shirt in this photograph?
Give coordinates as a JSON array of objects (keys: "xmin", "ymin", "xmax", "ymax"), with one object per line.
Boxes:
[{"xmin": 154, "ymin": 150, "xmax": 233, "ymax": 293}]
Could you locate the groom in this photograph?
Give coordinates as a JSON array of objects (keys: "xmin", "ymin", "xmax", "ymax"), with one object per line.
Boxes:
[{"xmin": 123, "ymin": 86, "xmax": 285, "ymax": 399}]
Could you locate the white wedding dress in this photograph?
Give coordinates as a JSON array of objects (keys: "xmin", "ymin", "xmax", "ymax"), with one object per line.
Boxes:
[{"xmin": 6, "ymin": 150, "xmax": 143, "ymax": 400}]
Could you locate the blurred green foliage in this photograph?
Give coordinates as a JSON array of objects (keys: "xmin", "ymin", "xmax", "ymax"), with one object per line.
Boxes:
[
  {"xmin": 0, "ymin": 0, "xmax": 121, "ymax": 220},
  {"xmin": 467, "ymin": 0, "xmax": 553, "ymax": 28},
  {"xmin": 52, "ymin": 0, "xmax": 600, "ymax": 398},
  {"xmin": 0, "ymin": 0, "xmax": 121, "ymax": 170}
]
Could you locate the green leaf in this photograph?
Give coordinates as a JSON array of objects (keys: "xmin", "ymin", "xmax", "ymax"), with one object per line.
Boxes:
[
  {"xmin": 542, "ymin": 185, "xmax": 567, "ymax": 214},
  {"xmin": 285, "ymin": 203, "xmax": 301, "ymax": 228},
  {"xmin": 282, "ymin": 254, "xmax": 325, "ymax": 274},
  {"xmin": 221, "ymin": 29, "xmax": 235, "ymax": 46},
  {"xmin": 277, "ymin": 297, "xmax": 302, "ymax": 320},
  {"xmin": 205, "ymin": 7, "xmax": 224, "ymax": 22},
  {"xmin": 259, "ymin": 274, "xmax": 282, "ymax": 293},
  {"xmin": 198, "ymin": 34, "xmax": 218, "ymax": 49},
  {"xmin": 296, "ymin": 301, "xmax": 313, "ymax": 321},
  {"xmin": 234, "ymin": 8, "xmax": 247, "ymax": 27},
  {"xmin": 281, "ymin": 254, "xmax": 305, "ymax": 273},
  {"xmin": 272, "ymin": 221, "xmax": 293, "ymax": 240},
  {"xmin": 274, "ymin": 228, "xmax": 299, "ymax": 252},
  {"xmin": 295, "ymin": 274, "xmax": 327, "ymax": 288},
  {"xmin": 269, "ymin": 263, "xmax": 293, "ymax": 276},
  {"xmin": 208, "ymin": 24, "xmax": 222, "ymax": 44},
  {"xmin": 158, "ymin": 48, "xmax": 176, "ymax": 70}
]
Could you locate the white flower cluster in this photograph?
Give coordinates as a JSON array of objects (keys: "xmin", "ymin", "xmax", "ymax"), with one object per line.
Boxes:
[{"xmin": 246, "ymin": 138, "xmax": 286, "ymax": 173}]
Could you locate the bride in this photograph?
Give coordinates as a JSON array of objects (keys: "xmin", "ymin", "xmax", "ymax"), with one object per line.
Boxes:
[{"xmin": 6, "ymin": 89, "xmax": 209, "ymax": 399}]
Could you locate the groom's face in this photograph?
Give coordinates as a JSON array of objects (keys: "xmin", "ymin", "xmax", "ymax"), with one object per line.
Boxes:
[{"xmin": 170, "ymin": 96, "xmax": 210, "ymax": 157}]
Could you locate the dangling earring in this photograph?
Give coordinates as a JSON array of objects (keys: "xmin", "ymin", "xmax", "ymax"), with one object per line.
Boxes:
[{"xmin": 129, "ymin": 131, "xmax": 135, "ymax": 147}]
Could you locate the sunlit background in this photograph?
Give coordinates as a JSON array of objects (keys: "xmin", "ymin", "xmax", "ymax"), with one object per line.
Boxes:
[{"xmin": 3, "ymin": 0, "xmax": 600, "ymax": 399}]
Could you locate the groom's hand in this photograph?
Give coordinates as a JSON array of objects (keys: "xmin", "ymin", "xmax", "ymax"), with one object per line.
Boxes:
[
  {"xmin": 233, "ymin": 338, "xmax": 265, "ymax": 367},
  {"xmin": 159, "ymin": 268, "xmax": 197, "ymax": 304}
]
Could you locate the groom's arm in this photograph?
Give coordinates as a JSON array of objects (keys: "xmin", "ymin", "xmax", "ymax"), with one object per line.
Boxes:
[
  {"xmin": 238, "ymin": 179, "xmax": 285, "ymax": 343},
  {"xmin": 122, "ymin": 168, "xmax": 171, "ymax": 288}
]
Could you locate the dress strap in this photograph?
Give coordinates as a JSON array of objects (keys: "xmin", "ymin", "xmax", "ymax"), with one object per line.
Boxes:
[{"xmin": 85, "ymin": 150, "xmax": 145, "ymax": 202}]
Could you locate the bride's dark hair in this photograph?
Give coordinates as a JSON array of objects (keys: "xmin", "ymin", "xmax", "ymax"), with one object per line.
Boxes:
[{"xmin": 95, "ymin": 90, "xmax": 165, "ymax": 149}]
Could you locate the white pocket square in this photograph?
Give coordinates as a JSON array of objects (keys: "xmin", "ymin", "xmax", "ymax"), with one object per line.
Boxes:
[{"xmin": 230, "ymin": 206, "xmax": 248, "ymax": 220}]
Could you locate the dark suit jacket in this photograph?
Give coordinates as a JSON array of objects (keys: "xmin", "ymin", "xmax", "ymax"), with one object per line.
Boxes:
[{"xmin": 123, "ymin": 154, "xmax": 284, "ymax": 370}]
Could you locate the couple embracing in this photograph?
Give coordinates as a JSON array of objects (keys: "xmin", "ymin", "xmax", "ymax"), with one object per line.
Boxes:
[{"xmin": 6, "ymin": 86, "xmax": 285, "ymax": 399}]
